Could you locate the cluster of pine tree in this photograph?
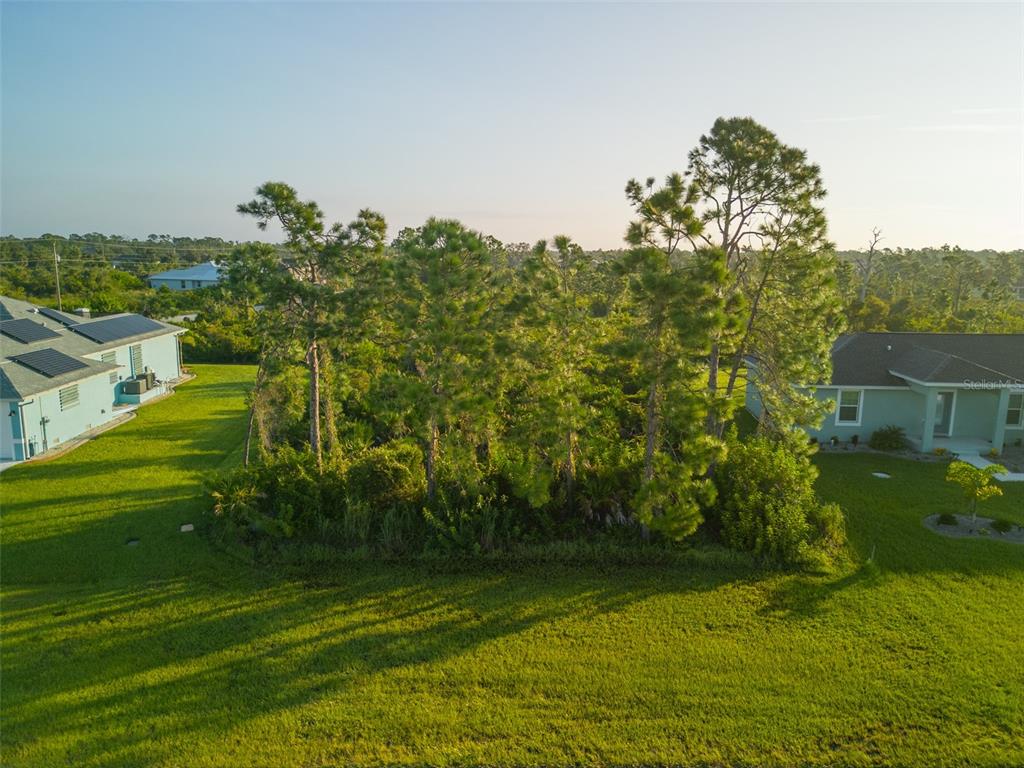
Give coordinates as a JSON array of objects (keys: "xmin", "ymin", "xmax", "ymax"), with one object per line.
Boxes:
[{"xmin": 210, "ymin": 117, "xmax": 846, "ymax": 559}]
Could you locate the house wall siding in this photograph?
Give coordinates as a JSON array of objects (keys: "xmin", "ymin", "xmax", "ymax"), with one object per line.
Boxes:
[
  {"xmin": 951, "ymin": 390, "xmax": 1000, "ymax": 440},
  {"xmin": 17, "ymin": 373, "xmax": 116, "ymax": 456},
  {"xmin": 83, "ymin": 334, "xmax": 181, "ymax": 386},
  {"xmin": 805, "ymin": 387, "xmax": 925, "ymax": 442},
  {"xmin": 745, "ymin": 383, "xmax": 1011, "ymax": 447},
  {"xmin": 148, "ymin": 277, "xmax": 219, "ymax": 292},
  {"xmin": 744, "ymin": 375, "xmax": 763, "ymax": 419},
  {"xmin": 1, "ymin": 399, "xmax": 17, "ymax": 460}
]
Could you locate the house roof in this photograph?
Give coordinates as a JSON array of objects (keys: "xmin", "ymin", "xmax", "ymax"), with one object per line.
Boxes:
[
  {"xmin": 0, "ymin": 295, "xmax": 182, "ymax": 400},
  {"xmin": 148, "ymin": 261, "xmax": 222, "ymax": 282},
  {"xmin": 830, "ymin": 332, "xmax": 1024, "ymax": 387}
]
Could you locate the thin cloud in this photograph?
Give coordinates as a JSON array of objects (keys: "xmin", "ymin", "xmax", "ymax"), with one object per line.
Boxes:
[
  {"xmin": 803, "ymin": 115, "xmax": 884, "ymax": 124},
  {"xmin": 902, "ymin": 123, "xmax": 1022, "ymax": 134},
  {"xmin": 951, "ymin": 107, "xmax": 1024, "ymax": 116}
]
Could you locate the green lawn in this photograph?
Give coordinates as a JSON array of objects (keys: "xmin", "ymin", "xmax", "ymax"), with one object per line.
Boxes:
[{"xmin": 2, "ymin": 366, "xmax": 1022, "ymax": 767}]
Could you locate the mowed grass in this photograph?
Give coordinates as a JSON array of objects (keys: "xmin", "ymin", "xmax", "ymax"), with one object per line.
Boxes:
[{"xmin": 2, "ymin": 367, "xmax": 1023, "ymax": 768}]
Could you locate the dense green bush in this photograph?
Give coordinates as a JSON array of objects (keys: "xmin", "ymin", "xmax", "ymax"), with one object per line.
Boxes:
[
  {"xmin": 209, "ymin": 446, "xmax": 326, "ymax": 543},
  {"xmin": 991, "ymin": 518, "xmax": 1014, "ymax": 533},
  {"xmin": 869, "ymin": 425, "xmax": 907, "ymax": 451},
  {"xmin": 210, "ymin": 441, "xmax": 561, "ymax": 556},
  {"xmin": 181, "ymin": 299, "xmax": 261, "ymax": 363},
  {"xmin": 711, "ymin": 436, "xmax": 847, "ymax": 567}
]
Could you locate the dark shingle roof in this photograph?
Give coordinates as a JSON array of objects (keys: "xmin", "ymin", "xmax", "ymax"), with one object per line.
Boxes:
[{"xmin": 830, "ymin": 333, "xmax": 1024, "ymax": 387}]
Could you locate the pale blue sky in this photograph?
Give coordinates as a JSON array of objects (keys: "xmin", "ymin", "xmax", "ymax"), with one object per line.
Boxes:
[{"xmin": 2, "ymin": 2, "xmax": 1022, "ymax": 250}]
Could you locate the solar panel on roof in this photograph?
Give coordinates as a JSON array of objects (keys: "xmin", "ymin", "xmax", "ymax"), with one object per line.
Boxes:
[
  {"xmin": 7, "ymin": 348, "xmax": 88, "ymax": 377},
  {"xmin": 37, "ymin": 306, "xmax": 80, "ymax": 326},
  {"xmin": 71, "ymin": 315, "xmax": 164, "ymax": 343},
  {"xmin": 0, "ymin": 302, "xmax": 12, "ymax": 321},
  {"xmin": 0, "ymin": 318, "xmax": 62, "ymax": 344}
]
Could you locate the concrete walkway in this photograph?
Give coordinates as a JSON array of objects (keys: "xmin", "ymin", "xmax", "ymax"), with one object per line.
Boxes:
[{"xmin": 956, "ymin": 452, "xmax": 1024, "ymax": 482}]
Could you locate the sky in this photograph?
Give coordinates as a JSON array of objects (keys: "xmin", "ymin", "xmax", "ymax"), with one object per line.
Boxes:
[{"xmin": 2, "ymin": 1, "xmax": 1022, "ymax": 251}]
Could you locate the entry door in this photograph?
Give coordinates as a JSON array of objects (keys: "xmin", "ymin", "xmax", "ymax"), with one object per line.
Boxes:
[{"xmin": 934, "ymin": 391, "xmax": 955, "ymax": 436}]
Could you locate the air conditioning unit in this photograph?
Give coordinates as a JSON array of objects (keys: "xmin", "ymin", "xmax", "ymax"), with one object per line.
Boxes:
[{"xmin": 122, "ymin": 379, "xmax": 146, "ymax": 395}]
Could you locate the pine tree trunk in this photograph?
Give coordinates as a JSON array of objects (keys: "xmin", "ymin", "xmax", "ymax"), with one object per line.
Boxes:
[
  {"xmin": 425, "ymin": 416, "xmax": 439, "ymax": 501},
  {"xmin": 244, "ymin": 405, "xmax": 257, "ymax": 468},
  {"xmin": 706, "ymin": 344, "xmax": 720, "ymax": 436},
  {"xmin": 319, "ymin": 351, "xmax": 339, "ymax": 461},
  {"xmin": 308, "ymin": 339, "xmax": 322, "ymax": 470},
  {"xmin": 565, "ymin": 429, "xmax": 577, "ymax": 517},
  {"xmin": 644, "ymin": 379, "xmax": 658, "ymax": 483},
  {"xmin": 243, "ymin": 354, "xmax": 267, "ymax": 468}
]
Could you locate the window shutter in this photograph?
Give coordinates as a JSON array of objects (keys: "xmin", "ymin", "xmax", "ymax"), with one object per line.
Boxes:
[
  {"xmin": 129, "ymin": 344, "xmax": 143, "ymax": 373},
  {"xmin": 59, "ymin": 385, "xmax": 80, "ymax": 411},
  {"xmin": 101, "ymin": 351, "xmax": 118, "ymax": 383}
]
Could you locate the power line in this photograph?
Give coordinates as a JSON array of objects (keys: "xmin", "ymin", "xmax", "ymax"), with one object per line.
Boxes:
[
  {"xmin": 1, "ymin": 238, "xmax": 287, "ymax": 252},
  {"xmin": 0, "ymin": 257, "xmax": 210, "ymax": 264}
]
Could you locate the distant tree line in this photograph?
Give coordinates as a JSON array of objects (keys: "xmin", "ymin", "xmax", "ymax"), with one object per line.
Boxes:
[{"xmin": 836, "ymin": 239, "xmax": 1024, "ymax": 333}]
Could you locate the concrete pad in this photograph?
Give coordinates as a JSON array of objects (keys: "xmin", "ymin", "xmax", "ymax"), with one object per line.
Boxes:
[{"xmin": 956, "ymin": 453, "xmax": 1024, "ymax": 482}]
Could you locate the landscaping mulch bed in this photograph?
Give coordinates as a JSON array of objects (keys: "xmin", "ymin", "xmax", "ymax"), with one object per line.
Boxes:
[{"xmin": 923, "ymin": 513, "xmax": 1024, "ymax": 544}]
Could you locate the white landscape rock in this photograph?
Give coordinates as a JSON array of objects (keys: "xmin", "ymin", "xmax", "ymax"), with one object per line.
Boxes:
[
  {"xmin": 872, "ymin": 472, "xmax": 891, "ymax": 479},
  {"xmin": 180, "ymin": 523, "xmax": 195, "ymax": 533}
]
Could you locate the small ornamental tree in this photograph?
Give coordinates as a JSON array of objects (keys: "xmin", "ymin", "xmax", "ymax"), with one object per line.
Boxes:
[{"xmin": 945, "ymin": 460, "xmax": 1007, "ymax": 522}]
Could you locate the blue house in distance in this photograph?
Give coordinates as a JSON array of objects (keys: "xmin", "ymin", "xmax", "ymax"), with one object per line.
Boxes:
[
  {"xmin": 746, "ymin": 332, "xmax": 1024, "ymax": 455},
  {"xmin": 147, "ymin": 261, "xmax": 223, "ymax": 291},
  {"xmin": 0, "ymin": 296, "xmax": 185, "ymax": 462}
]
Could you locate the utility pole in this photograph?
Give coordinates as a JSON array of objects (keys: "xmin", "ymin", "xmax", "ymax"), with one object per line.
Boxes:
[{"xmin": 52, "ymin": 241, "xmax": 63, "ymax": 311}]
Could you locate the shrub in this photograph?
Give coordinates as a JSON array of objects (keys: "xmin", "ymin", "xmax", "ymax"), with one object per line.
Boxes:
[
  {"xmin": 991, "ymin": 518, "xmax": 1013, "ymax": 533},
  {"xmin": 869, "ymin": 425, "xmax": 907, "ymax": 451},
  {"xmin": 934, "ymin": 447, "xmax": 948, "ymax": 457},
  {"xmin": 937, "ymin": 512, "xmax": 958, "ymax": 526},
  {"xmin": 808, "ymin": 502, "xmax": 846, "ymax": 553},
  {"xmin": 209, "ymin": 445, "xmax": 320, "ymax": 542},
  {"xmin": 712, "ymin": 436, "xmax": 847, "ymax": 567},
  {"xmin": 209, "ymin": 442, "xmax": 427, "ymax": 554}
]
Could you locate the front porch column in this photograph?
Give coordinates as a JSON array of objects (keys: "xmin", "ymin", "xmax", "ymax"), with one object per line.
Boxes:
[
  {"xmin": 920, "ymin": 388, "xmax": 937, "ymax": 453},
  {"xmin": 992, "ymin": 388, "xmax": 1010, "ymax": 454}
]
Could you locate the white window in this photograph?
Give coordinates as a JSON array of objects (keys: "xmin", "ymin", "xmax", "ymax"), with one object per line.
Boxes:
[
  {"xmin": 59, "ymin": 384, "xmax": 79, "ymax": 411},
  {"xmin": 1007, "ymin": 393, "xmax": 1024, "ymax": 427},
  {"xmin": 101, "ymin": 351, "xmax": 118, "ymax": 384},
  {"xmin": 835, "ymin": 389, "xmax": 863, "ymax": 425}
]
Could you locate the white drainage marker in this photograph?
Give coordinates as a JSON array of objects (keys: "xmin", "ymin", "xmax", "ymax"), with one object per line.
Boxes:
[
  {"xmin": 872, "ymin": 472, "xmax": 891, "ymax": 479},
  {"xmin": 180, "ymin": 523, "xmax": 194, "ymax": 533}
]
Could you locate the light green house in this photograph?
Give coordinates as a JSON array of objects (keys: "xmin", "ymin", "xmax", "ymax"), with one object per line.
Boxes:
[
  {"xmin": 1, "ymin": 296, "xmax": 185, "ymax": 462},
  {"xmin": 745, "ymin": 333, "xmax": 1024, "ymax": 454}
]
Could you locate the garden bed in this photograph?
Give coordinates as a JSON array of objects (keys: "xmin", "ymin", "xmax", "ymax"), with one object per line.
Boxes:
[{"xmin": 923, "ymin": 513, "xmax": 1024, "ymax": 544}]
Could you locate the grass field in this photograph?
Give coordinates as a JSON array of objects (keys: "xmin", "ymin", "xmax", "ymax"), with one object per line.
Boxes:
[{"xmin": 2, "ymin": 364, "xmax": 1023, "ymax": 767}]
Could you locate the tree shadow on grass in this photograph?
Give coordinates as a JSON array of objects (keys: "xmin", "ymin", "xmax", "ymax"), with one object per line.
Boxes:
[
  {"xmin": 758, "ymin": 562, "xmax": 883, "ymax": 620},
  {"xmin": 1, "ymin": 560, "xmax": 741, "ymax": 768},
  {"xmin": 0, "ymin": 484, "xmax": 225, "ymax": 585}
]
